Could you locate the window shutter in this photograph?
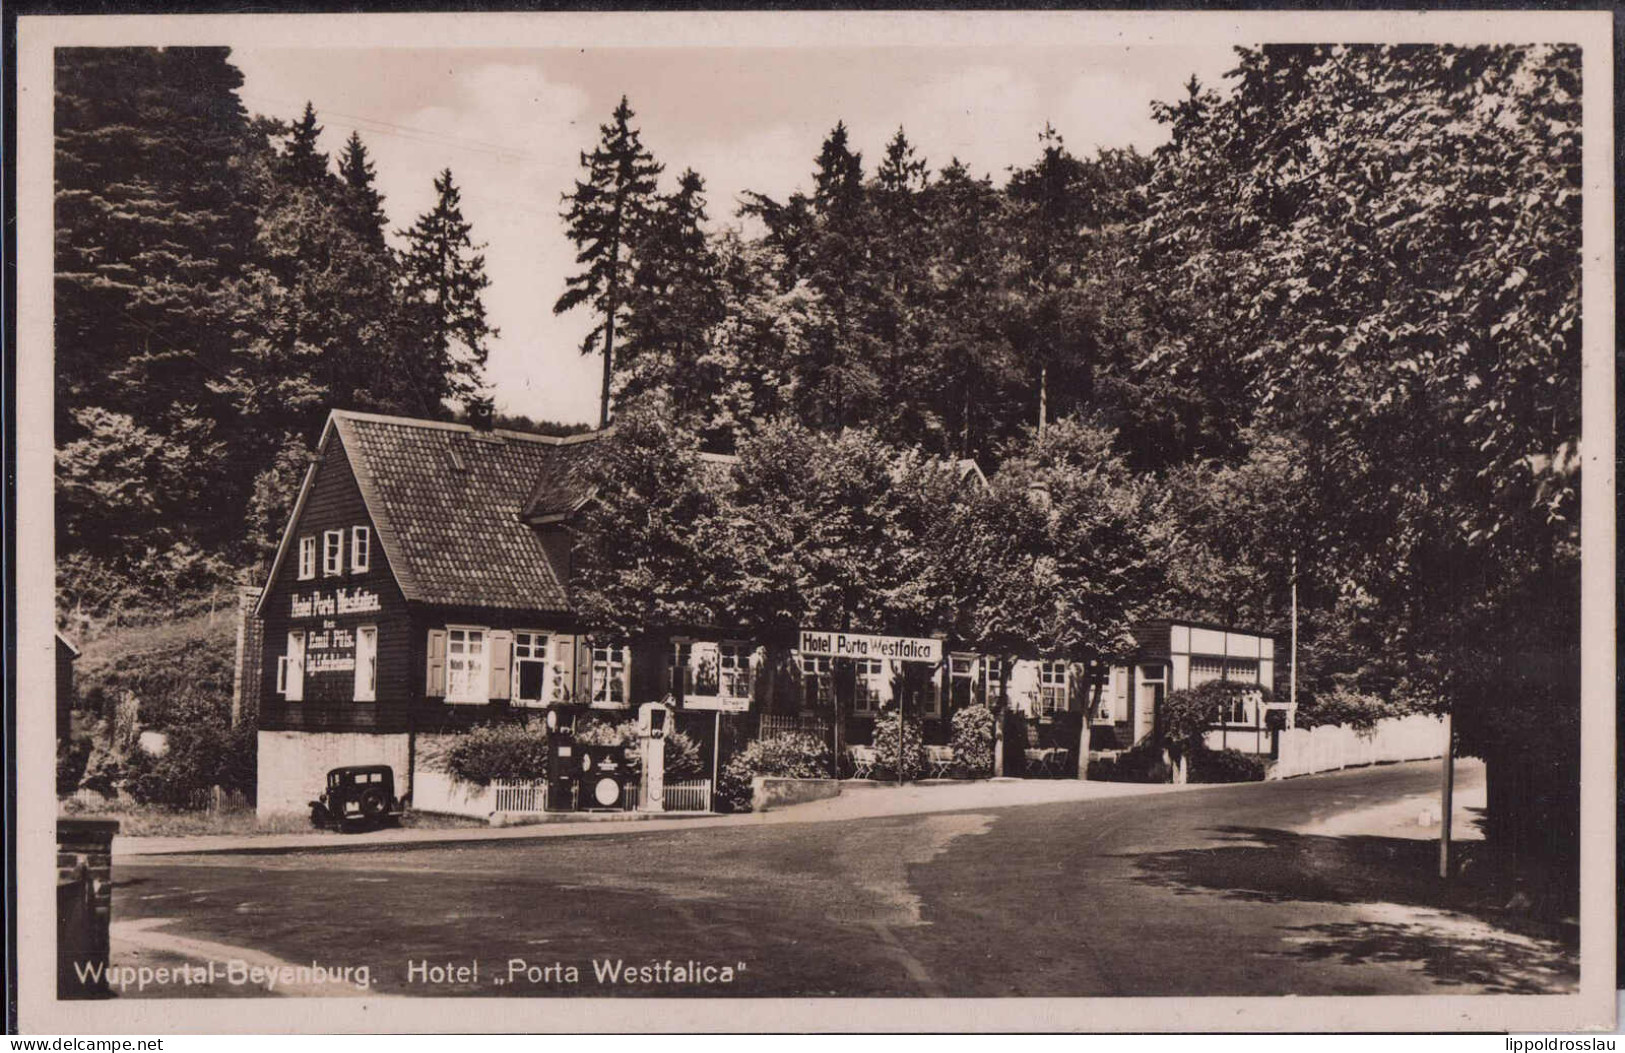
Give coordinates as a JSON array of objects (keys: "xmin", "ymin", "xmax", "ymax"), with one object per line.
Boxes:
[
  {"xmin": 488, "ymin": 630, "xmax": 512, "ymax": 701},
  {"xmin": 426, "ymin": 629, "xmax": 447, "ymax": 697},
  {"xmin": 285, "ymin": 631, "xmax": 305, "ymax": 702},
  {"xmin": 550, "ymin": 634, "xmax": 576, "ymax": 703},
  {"xmin": 575, "ymin": 638, "xmax": 594, "ymax": 703}
]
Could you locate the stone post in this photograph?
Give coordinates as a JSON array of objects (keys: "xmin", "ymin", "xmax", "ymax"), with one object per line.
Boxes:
[{"xmin": 58, "ymin": 818, "xmax": 118, "ymax": 998}]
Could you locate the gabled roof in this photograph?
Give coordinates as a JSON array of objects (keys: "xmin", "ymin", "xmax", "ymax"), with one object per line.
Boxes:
[
  {"xmin": 56, "ymin": 632, "xmax": 81, "ymax": 659},
  {"xmin": 259, "ymin": 410, "xmax": 603, "ymax": 616}
]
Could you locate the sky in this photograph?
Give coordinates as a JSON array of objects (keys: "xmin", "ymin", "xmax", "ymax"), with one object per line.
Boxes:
[{"xmin": 231, "ymin": 44, "xmax": 1240, "ymax": 425}]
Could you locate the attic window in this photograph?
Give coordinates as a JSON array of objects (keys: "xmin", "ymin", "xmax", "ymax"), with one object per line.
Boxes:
[
  {"xmin": 350, "ymin": 526, "xmax": 370, "ymax": 574},
  {"xmin": 298, "ymin": 536, "xmax": 316, "ymax": 580},
  {"xmin": 323, "ymin": 530, "xmax": 343, "ymax": 576}
]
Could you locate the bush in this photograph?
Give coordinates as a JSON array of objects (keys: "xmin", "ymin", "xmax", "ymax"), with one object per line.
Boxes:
[
  {"xmin": 437, "ymin": 722, "xmax": 551, "ymax": 785},
  {"xmin": 78, "ymin": 620, "xmax": 236, "ymax": 730},
  {"xmin": 1161, "ymin": 680, "xmax": 1273, "ymax": 758},
  {"xmin": 950, "ymin": 704, "xmax": 995, "ymax": 777},
  {"xmin": 716, "ymin": 732, "xmax": 830, "ymax": 813},
  {"xmin": 1294, "ymin": 687, "xmax": 1395, "ymax": 732},
  {"xmin": 1188, "ymin": 747, "xmax": 1266, "ymax": 784},
  {"xmin": 658, "ymin": 730, "xmax": 707, "ymax": 781},
  {"xmin": 1086, "ymin": 739, "xmax": 1172, "ymax": 783},
  {"xmin": 124, "ymin": 719, "xmax": 253, "ymax": 807},
  {"xmin": 871, "ymin": 707, "xmax": 926, "ymax": 780},
  {"xmin": 573, "ymin": 715, "xmax": 637, "ymax": 747},
  {"xmin": 572, "ymin": 716, "xmax": 706, "ymax": 781},
  {"xmin": 57, "ymin": 736, "xmax": 93, "ymax": 795}
]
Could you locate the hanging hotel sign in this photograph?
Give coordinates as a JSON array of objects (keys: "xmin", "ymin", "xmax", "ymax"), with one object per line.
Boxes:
[
  {"xmin": 290, "ymin": 587, "xmax": 381, "ymax": 619},
  {"xmin": 797, "ymin": 629, "xmax": 942, "ymax": 663}
]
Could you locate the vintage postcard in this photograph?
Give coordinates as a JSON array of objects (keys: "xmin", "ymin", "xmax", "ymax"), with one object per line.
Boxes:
[{"xmin": 12, "ymin": 8, "xmax": 1615, "ymax": 1034}]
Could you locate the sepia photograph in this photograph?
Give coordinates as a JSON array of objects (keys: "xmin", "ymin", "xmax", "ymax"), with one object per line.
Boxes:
[{"xmin": 12, "ymin": 8, "xmax": 1615, "ymax": 1035}]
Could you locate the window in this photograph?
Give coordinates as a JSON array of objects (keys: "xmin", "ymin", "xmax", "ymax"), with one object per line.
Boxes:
[
  {"xmin": 350, "ymin": 526, "xmax": 371, "ymax": 574},
  {"xmin": 1040, "ymin": 660, "xmax": 1069, "ymax": 714},
  {"xmin": 949, "ymin": 655, "xmax": 977, "ymax": 708},
  {"xmin": 513, "ymin": 632, "xmax": 552, "ymax": 706},
  {"xmin": 854, "ymin": 658, "xmax": 885, "ymax": 714},
  {"xmin": 672, "ymin": 641, "xmax": 755, "ymax": 701},
  {"xmin": 799, "ymin": 653, "xmax": 833, "ymax": 708},
  {"xmin": 279, "ymin": 631, "xmax": 306, "ymax": 701},
  {"xmin": 323, "ymin": 530, "xmax": 343, "ymax": 576},
  {"xmin": 1224, "ymin": 658, "xmax": 1260, "ymax": 684},
  {"xmin": 446, "ymin": 627, "xmax": 487, "ymax": 704},
  {"xmin": 590, "ymin": 645, "xmax": 628, "ymax": 707},
  {"xmin": 718, "ymin": 643, "xmax": 753, "ymax": 700},
  {"xmin": 919, "ymin": 671, "xmax": 942, "ymax": 718},
  {"xmin": 1189, "ymin": 656, "xmax": 1226, "ymax": 687},
  {"xmin": 981, "ymin": 658, "xmax": 1009, "ymax": 704},
  {"xmin": 354, "ymin": 626, "xmax": 377, "ymax": 702},
  {"xmin": 298, "ymin": 536, "xmax": 317, "ymax": 580}
]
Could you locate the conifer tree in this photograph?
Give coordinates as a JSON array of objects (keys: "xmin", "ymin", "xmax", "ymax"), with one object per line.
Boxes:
[
  {"xmin": 337, "ymin": 130, "xmax": 389, "ymax": 250},
  {"xmin": 619, "ymin": 168, "xmax": 725, "ymax": 422},
  {"xmin": 54, "ymin": 46, "xmax": 262, "ymax": 566},
  {"xmin": 279, "ymin": 101, "xmax": 331, "ymax": 189},
  {"xmin": 555, "ymin": 96, "xmax": 664, "ymax": 428},
  {"xmin": 397, "ymin": 169, "xmax": 495, "ymax": 416}
]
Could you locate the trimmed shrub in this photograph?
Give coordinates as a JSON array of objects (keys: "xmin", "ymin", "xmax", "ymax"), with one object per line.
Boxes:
[
  {"xmin": 950, "ymin": 704, "xmax": 995, "ymax": 777},
  {"xmin": 871, "ymin": 706, "xmax": 927, "ymax": 780},
  {"xmin": 716, "ymin": 732, "xmax": 830, "ymax": 813},
  {"xmin": 436, "ymin": 722, "xmax": 551, "ymax": 785},
  {"xmin": 1188, "ymin": 747, "xmax": 1266, "ymax": 784}
]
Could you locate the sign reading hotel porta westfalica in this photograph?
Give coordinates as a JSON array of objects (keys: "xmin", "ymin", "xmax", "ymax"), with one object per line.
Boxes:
[
  {"xmin": 290, "ymin": 587, "xmax": 381, "ymax": 619},
  {"xmin": 798, "ymin": 629, "xmax": 942, "ymax": 663}
]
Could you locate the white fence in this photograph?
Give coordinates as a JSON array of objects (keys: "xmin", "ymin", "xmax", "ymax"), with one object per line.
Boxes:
[{"xmin": 1269, "ymin": 714, "xmax": 1447, "ymax": 780}]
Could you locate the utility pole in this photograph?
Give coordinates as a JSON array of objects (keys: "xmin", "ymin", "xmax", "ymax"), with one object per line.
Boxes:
[
  {"xmin": 1038, "ymin": 364, "xmax": 1048, "ymax": 438},
  {"xmin": 1289, "ymin": 552, "xmax": 1299, "ymax": 729},
  {"xmin": 1439, "ymin": 709, "xmax": 1455, "ymax": 878}
]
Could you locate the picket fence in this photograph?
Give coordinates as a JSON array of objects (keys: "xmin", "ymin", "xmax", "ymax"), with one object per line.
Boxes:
[{"xmin": 1269, "ymin": 714, "xmax": 1447, "ymax": 780}]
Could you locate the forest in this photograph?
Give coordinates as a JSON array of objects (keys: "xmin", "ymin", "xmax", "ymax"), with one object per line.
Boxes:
[{"xmin": 55, "ymin": 45, "xmax": 1581, "ymax": 860}]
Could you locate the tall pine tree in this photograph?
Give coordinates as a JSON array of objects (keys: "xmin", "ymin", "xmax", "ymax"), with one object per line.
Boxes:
[
  {"xmin": 337, "ymin": 130, "xmax": 389, "ymax": 251},
  {"xmin": 397, "ymin": 168, "xmax": 495, "ymax": 417},
  {"xmin": 618, "ymin": 169, "xmax": 725, "ymax": 423},
  {"xmin": 555, "ymin": 96, "xmax": 663, "ymax": 428}
]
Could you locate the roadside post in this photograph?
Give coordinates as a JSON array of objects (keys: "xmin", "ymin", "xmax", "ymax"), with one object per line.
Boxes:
[
  {"xmin": 638, "ymin": 698, "xmax": 673, "ymax": 813},
  {"xmin": 1439, "ymin": 709, "xmax": 1454, "ymax": 878}
]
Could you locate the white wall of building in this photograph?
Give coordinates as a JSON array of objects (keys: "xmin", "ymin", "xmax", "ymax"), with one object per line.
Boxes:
[{"xmin": 256, "ymin": 730, "xmax": 410, "ymax": 817}]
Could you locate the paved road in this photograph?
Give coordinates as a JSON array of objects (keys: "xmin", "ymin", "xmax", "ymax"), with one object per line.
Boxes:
[{"xmin": 105, "ymin": 760, "xmax": 1576, "ymax": 999}]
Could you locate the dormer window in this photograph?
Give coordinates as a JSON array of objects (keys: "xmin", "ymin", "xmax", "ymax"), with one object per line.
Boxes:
[
  {"xmin": 323, "ymin": 530, "xmax": 343, "ymax": 576},
  {"xmin": 297, "ymin": 536, "xmax": 316, "ymax": 580},
  {"xmin": 350, "ymin": 526, "xmax": 371, "ymax": 574}
]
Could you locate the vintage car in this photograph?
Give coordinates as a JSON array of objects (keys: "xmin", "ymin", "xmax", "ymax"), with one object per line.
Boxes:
[{"xmin": 309, "ymin": 764, "xmax": 406, "ymax": 831}]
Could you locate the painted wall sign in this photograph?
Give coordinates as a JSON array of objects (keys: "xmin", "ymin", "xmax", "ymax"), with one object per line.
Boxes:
[
  {"xmin": 290, "ymin": 587, "xmax": 381, "ymax": 619},
  {"xmin": 797, "ymin": 630, "xmax": 942, "ymax": 663}
]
